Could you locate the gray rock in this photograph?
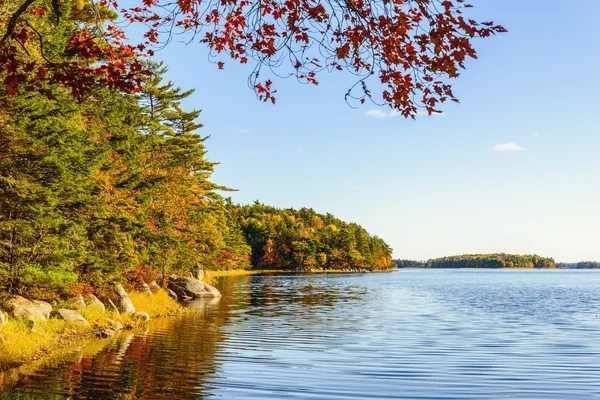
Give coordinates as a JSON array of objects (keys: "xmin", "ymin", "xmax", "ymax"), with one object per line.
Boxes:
[
  {"xmin": 29, "ymin": 321, "xmax": 45, "ymax": 334},
  {"xmin": 196, "ymin": 264, "xmax": 205, "ymax": 280},
  {"xmin": 167, "ymin": 277, "xmax": 221, "ymax": 300},
  {"xmin": 71, "ymin": 295, "xmax": 86, "ymax": 310},
  {"xmin": 141, "ymin": 281, "xmax": 154, "ymax": 296},
  {"xmin": 84, "ymin": 294, "xmax": 106, "ymax": 312},
  {"xmin": 103, "ymin": 318, "xmax": 124, "ymax": 331},
  {"xmin": 56, "ymin": 309, "xmax": 90, "ymax": 326},
  {"xmin": 167, "ymin": 288, "xmax": 179, "ymax": 300},
  {"xmin": 7, "ymin": 296, "xmax": 52, "ymax": 321},
  {"xmin": 132, "ymin": 312, "xmax": 150, "ymax": 322},
  {"xmin": 107, "ymin": 299, "xmax": 120, "ymax": 316},
  {"xmin": 114, "ymin": 283, "xmax": 136, "ymax": 313},
  {"xmin": 98, "ymin": 327, "xmax": 117, "ymax": 339},
  {"xmin": 0, "ymin": 310, "xmax": 6, "ymax": 327}
]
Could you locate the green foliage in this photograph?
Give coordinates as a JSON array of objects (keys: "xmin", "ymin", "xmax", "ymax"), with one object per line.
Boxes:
[
  {"xmin": 0, "ymin": 6, "xmax": 391, "ymax": 299},
  {"xmin": 231, "ymin": 202, "xmax": 393, "ymax": 271},
  {"xmin": 574, "ymin": 261, "xmax": 600, "ymax": 269},
  {"xmin": 0, "ymin": 61, "xmax": 250, "ymax": 298},
  {"xmin": 425, "ymin": 254, "xmax": 557, "ymax": 269},
  {"xmin": 393, "ymin": 259, "xmax": 426, "ymax": 268}
]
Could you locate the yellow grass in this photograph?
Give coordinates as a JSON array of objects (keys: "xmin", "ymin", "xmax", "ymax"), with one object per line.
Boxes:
[
  {"xmin": 0, "ymin": 289, "xmax": 184, "ymax": 371},
  {"xmin": 128, "ymin": 289, "xmax": 183, "ymax": 318}
]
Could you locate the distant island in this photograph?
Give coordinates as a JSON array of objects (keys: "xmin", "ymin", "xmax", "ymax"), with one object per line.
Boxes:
[{"xmin": 394, "ymin": 254, "xmax": 600, "ymax": 269}]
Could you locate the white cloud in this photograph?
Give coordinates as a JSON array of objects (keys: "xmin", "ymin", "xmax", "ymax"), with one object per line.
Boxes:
[
  {"xmin": 238, "ymin": 127, "xmax": 251, "ymax": 133},
  {"xmin": 365, "ymin": 109, "xmax": 389, "ymax": 118},
  {"xmin": 296, "ymin": 147, "xmax": 304, "ymax": 153},
  {"xmin": 493, "ymin": 143, "xmax": 523, "ymax": 152},
  {"xmin": 365, "ymin": 109, "xmax": 444, "ymax": 118}
]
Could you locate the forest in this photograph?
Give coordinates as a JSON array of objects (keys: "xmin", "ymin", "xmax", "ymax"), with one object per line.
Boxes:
[
  {"xmin": 0, "ymin": 63, "xmax": 393, "ymax": 300},
  {"xmin": 0, "ymin": 3, "xmax": 393, "ymax": 301},
  {"xmin": 233, "ymin": 203, "xmax": 393, "ymax": 272},
  {"xmin": 424, "ymin": 254, "xmax": 557, "ymax": 269},
  {"xmin": 393, "ymin": 260, "xmax": 426, "ymax": 268}
]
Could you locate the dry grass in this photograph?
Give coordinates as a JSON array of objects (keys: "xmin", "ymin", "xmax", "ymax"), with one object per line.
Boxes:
[
  {"xmin": 128, "ymin": 289, "xmax": 182, "ymax": 318},
  {"xmin": 0, "ymin": 289, "xmax": 183, "ymax": 371}
]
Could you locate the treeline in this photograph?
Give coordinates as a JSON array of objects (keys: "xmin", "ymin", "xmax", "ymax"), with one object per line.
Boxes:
[
  {"xmin": 424, "ymin": 254, "xmax": 557, "ymax": 269},
  {"xmin": 231, "ymin": 203, "xmax": 393, "ymax": 271},
  {"xmin": 393, "ymin": 260, "xmax": 426, "ymax": 268},
  {"xmin": 556, "ymin": 262, "xmax": 600, "ymax": 269}
]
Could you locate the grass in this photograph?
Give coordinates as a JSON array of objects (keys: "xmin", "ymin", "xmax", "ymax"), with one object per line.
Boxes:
[{"xmin": 0, "ymin": 289, "xmax": 184, "ymax": 371}]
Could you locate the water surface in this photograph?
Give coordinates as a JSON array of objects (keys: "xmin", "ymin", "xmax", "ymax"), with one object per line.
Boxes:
[{"xmin": 2, "ymin": 269, "xmax": 600, "ymax": 399}]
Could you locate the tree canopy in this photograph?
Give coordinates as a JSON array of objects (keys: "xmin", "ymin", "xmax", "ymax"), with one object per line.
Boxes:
[
  {"xmin": 425, "ymin": 254, "xmax": 557, "ymax": 269},
  {"xmin": 0, "ymin": 0, "xmax": 505, "ymax": 117}
]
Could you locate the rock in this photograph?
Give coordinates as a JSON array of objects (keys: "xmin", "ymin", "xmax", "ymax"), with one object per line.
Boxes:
[
  {"xmin": 103, "ymin": 318, "xmax": 124, "ymax": 331},
  {"xmin": 56, "ymin": 309, "xmax": 90, "ymax": 326},
  {"xmin": 167, "ymin": 288, "xmax": 179, "ymax": 300},
  {"xmin": 6, "ymin": 296, "xmax": 52, "ymax": 321},
  {"xmin": 141, "ymin": 281, "xmax": 154, "ymax": 296},
  {"xmin": 84, "ymin": 294, "xmax": 106, "ymax": 312},
  {"xmin": 149, "ymin": 281, "xmax": 160, "ymax": 292},
  {"xmin": 167, "ymin": 277, "xmax": 221, "ymax": 300},
  {"xmin": 132, "ymin": 312, "xmax": 150, "ymax": 322},
  {"xmin": 28, "ymin": 321, "xmax": 45, "ymax": 334},
  {"xmin": 107, "ymin": 299, "xmax": 120, "ymax": 316},
  {"xmin": 0, "ymin": 310, "xmax": 6, "ymax": 327},
  {"xmin": 196, "ymin": 264, "xmax": 204, "ymax": 280},
  {"xmin": 98, "ymin": 327, "xmax": 117, "ymax": 339},
  {"xmin": 114, "ymin": 283, "xmax": 136, "ymax": 313},
  {"xmin": 71, "ymin": 295, "xmax": 86, "ymax": 310}
]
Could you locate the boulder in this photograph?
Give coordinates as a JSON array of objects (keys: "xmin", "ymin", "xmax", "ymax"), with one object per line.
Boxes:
[
  {"xmin": 114, "ymin": 283, "xmax": 136, "ymax": 313},
  {"xmin": 0, "ymin": 310, "xmax": 6, "ymax": 327},
  {"xmin": 98, "ymin": 327, "xmax": 117, "ymax": 339},
  {"xmin": 56, "ymin": 309, "xmax": 90, "ymax": 326},
  {"xmin": 132, "ymin": 312, "xmax": 150, "ymax": 322},
  {"xmin": 28, "ymin": 321, "xmax": 45, "ymax": 334},
  {"xmin": 167, "ymin": 277, "xmax": 221, "ymax": 300},
  {"xmin": 84, "ymin": 294, "xmax": 106, "ymax": 312},
  {"xmin": 6, "ymin": 296, "xmax": 52, "ymax": 321},
  {"xmin": 167, "ymin": 288, "xmax": 179, "ymax": 300},
  {"xmin": 71, "ymin": 295, "xmax": 86, "ymax": 310},
  {"xmin": 141, "ymin": 281, "xmax": 154, "ymax": 296},
  {"xmin": 103, "ymin": 318, "xmax": 124, "ymax": 331},
  {"xmin": 107, "ymin": 299, "xmax": 120, "ymax": 316},
  {"xmin": 196, "ymin": 263, "xmax": 205, "ymax": 280}
]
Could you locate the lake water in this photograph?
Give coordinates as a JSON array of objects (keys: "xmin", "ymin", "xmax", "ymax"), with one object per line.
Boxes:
[{"xmin": 2, "ymin": 269, "xmax": 600, "ymax": 399}]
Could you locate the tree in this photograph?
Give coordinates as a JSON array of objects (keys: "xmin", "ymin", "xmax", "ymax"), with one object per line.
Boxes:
[{"xmin": 1, "ymin": 0, "xmax": 505, "ymax": 117}]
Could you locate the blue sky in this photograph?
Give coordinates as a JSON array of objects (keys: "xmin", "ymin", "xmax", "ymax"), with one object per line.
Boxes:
[{"xmin": 140, "ymin": 0, "xmax": 600, "ymax": 262}]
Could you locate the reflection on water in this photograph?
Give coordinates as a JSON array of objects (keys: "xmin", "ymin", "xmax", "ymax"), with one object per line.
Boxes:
[{"xmin": 3, "ymin": 270, "xmax": 600, "ymax": 399}]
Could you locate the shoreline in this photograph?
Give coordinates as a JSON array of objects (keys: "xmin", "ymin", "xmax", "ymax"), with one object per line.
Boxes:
[
  {"xmin": 206, "ymin": 268, "xmax": 395, "ymax": 278},
  {"xmin": 0, "ymin": 289, "xmax": 185, "ymax": 372},
  {"xmin": 0, "ymin": 268, "xmax": 392, "ymax": 374}
]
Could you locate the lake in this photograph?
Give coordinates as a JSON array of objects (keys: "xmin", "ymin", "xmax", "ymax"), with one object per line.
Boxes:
[{"xmin": 2, "ymin": 269, "xmax": 600, "ymax": 399}]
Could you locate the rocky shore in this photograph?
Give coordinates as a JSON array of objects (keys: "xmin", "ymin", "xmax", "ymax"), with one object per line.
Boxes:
[{"xmin": 0, "ymin": 277, "xmax": 221, "ymax": 371}]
